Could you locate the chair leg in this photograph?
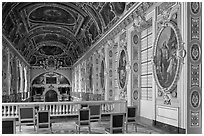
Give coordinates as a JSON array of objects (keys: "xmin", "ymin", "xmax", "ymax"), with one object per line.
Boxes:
[
  {"xmin": 78, "ymin": 127, "xmax": 80, "ymax": 134},
  {"xmin": 135, "ymin": 123, "xmax": 137, "ymax": 132},
  {"xmin": 50, "ymin": 124, "xmax": 52, "ymax": 133},
  {"xmin": 19, "ymin": 124, "xmax": 21, "ymax": 132},
  {"xmin": 89, "ymin": 126, "xmax": 91, "ymax": 134},
  {"xmin": 126, "ymin": 124, "xmax": 128, "ymax": 133},
  {"xmin": 34, "ymin": 124, "xmax": 36, "ymax": 131}
]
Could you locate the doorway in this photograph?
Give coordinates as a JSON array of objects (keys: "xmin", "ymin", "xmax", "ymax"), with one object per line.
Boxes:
[{"xmin": 45, "ymin": 90, "xmax": 58, "ymax": 102}]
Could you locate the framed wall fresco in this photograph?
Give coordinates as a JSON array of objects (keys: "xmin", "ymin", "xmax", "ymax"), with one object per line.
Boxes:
[
  {"xmin": 117, "ymin": 49, "xmax": 128, "ymax": 89},
  {"xmin": 153, "ymin": 21, "xmax": 185, "ymax": 94},
  {"xmin": 100, "ymin": 60, "xmax": 105, "ymax": 89},
  {"xmin": 89, "ymin": 64, "xmax": 93, "ymax": 91}
]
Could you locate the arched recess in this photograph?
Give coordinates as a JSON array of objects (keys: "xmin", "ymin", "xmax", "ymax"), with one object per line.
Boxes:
[
  {"xmin": 31, "ymin": 71, "xmax": 71, "ymax": 85},
  {"xmin": 31, "ymin": 72, "xmax": 72, "ymax": 102}
]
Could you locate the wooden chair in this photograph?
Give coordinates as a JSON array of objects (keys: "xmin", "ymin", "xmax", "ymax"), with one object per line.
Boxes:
[
  {"xmin": 125, "ymin": 106, "xmax": 137, "ymax": 133},
  {"xmin": 81, "ymin": 104, "xmax": 88, "ymax": 109},
  {"xmin": 105, "ymin": 113, "xmax": 125, "ymax": 134},
  {"xmin": 18, "ymin": 106, "xmax": 36, "ymax": 132},
  {"xmin": 89, "ymin": 104, "xmax": 101, "ymax": 123},
  {"xmin": 36, "ymin": 110, "xmax": 52, "ymax": 133},
  {"xmin": 2, "ymin": 118, "xmax": 16, "ymax": 134},
  {"xmin": 75, "ymin": 108, "xmax": 91, "ymax": 134}
]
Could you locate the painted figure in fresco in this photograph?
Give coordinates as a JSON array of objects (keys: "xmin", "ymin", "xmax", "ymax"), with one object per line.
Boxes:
[
  {"xmin": 158, "ymin": 41, "xmax": 169, "ymax": 82},
  {"xmin": 119, "ymin": 50, "xmax": 126, "ymax": 88},
  {"xmin": 166, "ymin": 43, "xmax": 177, "ymax": 82},
  {"xmin": 156, "ymin": 28, "xmax": 178, "ymax": 87}
]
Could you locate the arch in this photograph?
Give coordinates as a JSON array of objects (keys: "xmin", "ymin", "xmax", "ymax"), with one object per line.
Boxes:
[
  {"xmin": 31, "ymin": 71, "xmax": 71, "ymax": 85},
  {"xmin": 44, "ymin": 89, "xmax": 58, "ymax": 102}
]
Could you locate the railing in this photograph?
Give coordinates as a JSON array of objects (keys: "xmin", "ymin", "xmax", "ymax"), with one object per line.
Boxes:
[{"xmin": 2, "ymin": 100, "xmax": 127, "ymax": 118}]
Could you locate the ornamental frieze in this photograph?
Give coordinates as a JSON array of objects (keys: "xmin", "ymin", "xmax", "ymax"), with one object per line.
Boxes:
[{"xmin": 191, "ymin": 17, "xmax": 200, "ymax": 40}]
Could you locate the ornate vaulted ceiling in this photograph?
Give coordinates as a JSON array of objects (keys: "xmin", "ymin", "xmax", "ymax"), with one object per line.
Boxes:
[{"xmin": 2, "ymin": 2, "xmax": 131, "ymax": 67}]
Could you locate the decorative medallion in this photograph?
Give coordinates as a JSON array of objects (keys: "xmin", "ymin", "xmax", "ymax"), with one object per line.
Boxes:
[
  {"xmin": 109, "ymin": 50, "xmax": 113, "ymax": 57},
  {"xmin": 133, "ymin": 34, "xmax": 139, "ymax": 45},
  {"xmin": 118, "ymin": 49, "xmax": 127, "ymax": 89},
  {"xmin": 133, "ymin": 62, "xmax": 138, "ymax": 72},
  {"xmin": 109, "ymin": 89, "xmax": 113, "ymax": 97},
  {"xmin": 191, "ymin": 90, "xmax": 200, "ymax": 108},
  {"xmin": 153, "ymin": 21, "xmax": 185, "ymax": 93},
  {"xmin": 191, "ymin": 44, "xmax": 200, "ymax": 61},
  {"xmin": 133, "ymin": 90, "xmax": 138, "ymax": 100},
  {"xmin": 191, "ymin": 111, "xmax": 199, "ymax": 127},
  {"xmin": 191, "ymin": 2, "xmax": 200, "ymax": 14}
]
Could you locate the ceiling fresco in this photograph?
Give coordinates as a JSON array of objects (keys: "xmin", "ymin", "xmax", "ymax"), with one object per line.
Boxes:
[{"xmin": 2, "ymin": 2, "xmax": 135, "ymax": 68}]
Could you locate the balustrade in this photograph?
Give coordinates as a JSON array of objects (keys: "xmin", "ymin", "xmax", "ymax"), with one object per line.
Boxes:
[{"xmin": 2, "ymin": 100, "xmax": 126, "ymax": 118}]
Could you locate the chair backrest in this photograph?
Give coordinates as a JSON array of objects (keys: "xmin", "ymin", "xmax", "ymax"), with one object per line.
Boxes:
[
  {"xmin": 2, "ymin": 119, "xmax": 16, "ymax": 134},
  {"xmin": 36, "ymin": 110, "xmax": 50, "ymax": 132},
  {"xmin": 89, "ymin": 104, "xmax": 101, "ymax": 116},
  {"xmin": 78, "ymin": 108, "xmax": 90, "ymax": 124},
  {"xmin": 127, "ymin": 106, "xmax": 136, "ymax": 118},
  {"xmin": 89, "ymin": 104, "xmax": 101, "ymax": 122},
  {"xmin": 81, "ymin": 104, "xmax": 88, "ymax": 109},
  {"xmin": 110, "ymin": 113, "xmax": 124, "ymax": 133},
  {"xmin": 37, "ymin": 110, "xmax": 50, "ymax": 124},
  {"xmin": 19, "ymin": 106, "xmax": 35, "ymax": 121}
]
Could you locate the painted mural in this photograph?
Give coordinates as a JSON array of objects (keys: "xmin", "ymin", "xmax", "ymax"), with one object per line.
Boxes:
[
  {"xmin": 153, "ymin": 21, "xmax": 185, "ymax": 93},
  {"xmin": 154, "ymin": 26, "xmax": 178, "ymax": 88},
  {"xmin": 100, "ymin": 60, "xmax": 105, "ymax": 89},
  {"xmin": 118, "ymin": 50, "xmax": 127, "ymax": 89}
]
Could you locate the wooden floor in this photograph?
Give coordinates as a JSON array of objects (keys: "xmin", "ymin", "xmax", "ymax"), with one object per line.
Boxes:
[{"xmin": 16, "ymin": 116, "xmax": 169, "ymax": 134}]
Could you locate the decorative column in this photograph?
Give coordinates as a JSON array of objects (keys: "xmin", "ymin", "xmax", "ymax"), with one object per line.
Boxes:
[
  {"xmin": 104, "ymin": 41, "xmax": 112, "ymax": 101},
  {"xmin": 187, "ymin": 2, "xmax": 202, "ymax": 134},
  {"xmin": 131, "ymin": 25, "xmax": 141, "ymax": 109},
  {"xmin": 2, "ymin": 46, "xmax": 9, "ymax": 100}
]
